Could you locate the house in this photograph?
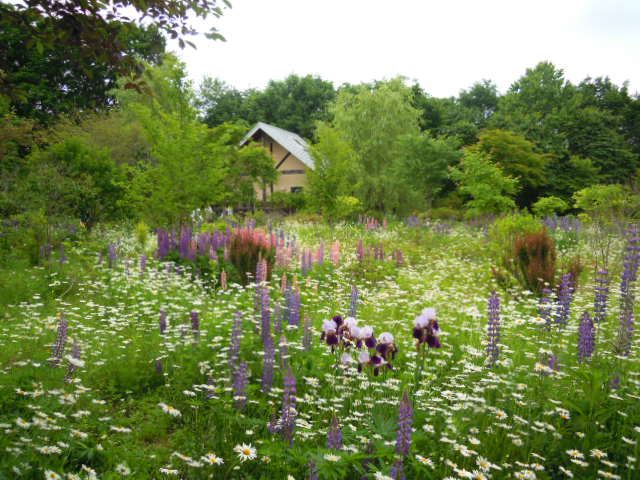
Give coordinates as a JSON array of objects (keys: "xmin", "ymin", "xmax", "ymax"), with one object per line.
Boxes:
[{"xmin": 240, "ymin": 122, "xmax": 314, "ymax": 200}]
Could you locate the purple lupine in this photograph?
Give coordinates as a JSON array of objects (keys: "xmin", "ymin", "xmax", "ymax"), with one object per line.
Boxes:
[
  {"xmin": 578, "ymin": 311, "xmax": 595, "ymax": 363},
  {"xmin": 59, "ymin": 244, "xmax": 67, "ymax": 264},
  {"xmin": 273, "ymin": 303, "xmax": 282, "ymax": 335},
  {"xmin": 616, "ymin": 227, "xmax": 640, "ymax": 355},
  {"xmin": 50, "ymin": 314, "xmax": 68, "ymax": 367},
  {"xmin": 548, "ymin": 354, "xmax": 560, "ymax": 373},
  {"xmin": 255, "ymin": 257, "xmax": 268, "ymax": 317},
  {"xmin": 538, "ymin": 287, "xmax": 553, "ymax": 328},
  {"xmin": 191, "ymin": 310, "xmax": 200, "ymax": 340},
  {"xmin": 303, "ymin": 314, "xmax": 312, "ymax": 351},
  {"xmin": 288, "ymin": 288, "xmax": 301, "ymax": 326},
  {"xmin": 233, "ymin": 362, "xmax": 248, "ymax": 410},
  {"xmin": 594, "ymin": 268, "xmax": 610, "ymax": 324},
  {"xmin": 307, "ymin": 461, "xmax": 318, "ymax": 480},
  {"xmin": 155, "ymin": 359, "xmax": 164, "ymax": 375},
  {"xmin": 327, "ymin": 415, "xmax": 343, "ymax": 450},
  {"xmin": 157, "ymin": 229, "xmax": 170, "ymax": 259},
  {"xmin": 108, "ymin": 243, "xmax": 117, "ymax": 268},
  {"xmin": 486, "ymin": 291, "xmax": 501, "ymax": 367},
  {"xmin": 281, "ymin": 368, "xmax": 297, "ymax": 445},
  {"xmin": 64, "ymin": 339, "xmax": 81, "ymax": 383},
  {"xmin": 556, "ymin": 272, "xmax": 574, "ymax": 328},
  {"xmin": 349, "ymin": 285, "xmax": 359, "ymax": 318},
  {"xmin": 262, "ymin": 334, "xmax": 275, "ymax": 393},
  {"xmin": 390, "ymin": 460, "xmax": 406, "ymax": 480},
  {"xmin": 229, "ymin": 312, "xmax": 243, "ymax": 370},
  {"xmin": 261, "ymin": 285, "xmax": 271, "ymax": 343},
  {"xmin": 179, "ymin": 226, "xmax": 191, "ymax": 260},
  {"xmin": 395, "ymin": 391, "xmax": 413, "ymax": 456},
  {"xmin": 159, "ymin": 309, "xmax": 167, "ymax": 334},
  {"xmin": 140, "ymin": 255, "xmax": 147, "ymax": 275}
]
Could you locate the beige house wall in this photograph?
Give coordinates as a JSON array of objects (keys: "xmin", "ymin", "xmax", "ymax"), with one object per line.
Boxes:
[{"xmin": 252, "ymin": 132, "xmax": 310, "ymax": 200}]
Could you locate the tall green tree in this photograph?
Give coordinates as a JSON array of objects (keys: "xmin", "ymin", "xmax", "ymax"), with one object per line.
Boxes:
[
  {"xmin": 331, "ymin": 78, "xmax": 421, "ymax": 213},
  {"xmin": 307, "ymin": 122, "xmax": 358, "ymax": 216},
  {"xmin": 244, "ymin": 74, "xmax": 335, "ymax": 139},
  {"xmin": 470, "ymin": 129, "xmax": 548, "ymax": 208},
  {"xmin": 396, "ymin": 133, "xmax": 461, "ymax": 208}
]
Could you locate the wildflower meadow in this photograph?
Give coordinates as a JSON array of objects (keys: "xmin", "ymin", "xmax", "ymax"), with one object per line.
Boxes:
[{"xmin": 2, "ymin": 215, "xmax": 640, "ymax": 480}]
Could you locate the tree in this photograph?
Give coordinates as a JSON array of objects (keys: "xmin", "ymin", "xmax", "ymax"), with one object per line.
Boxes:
[
  {"xmin": 450, "ymin": 150, "xmax": 519, "ymax": 217},
  {"xmin": 0, "ymin": 3, "xmax": 168, "ymax": 122},
  {"xmin": 307, "ymin": 122, "xmax": 358, "ymax": 216},
  {"xmin": 471, "ymin": 129, "xmax": 548, "ymax": 208},
  {"xmin": 532, "ymin": 196, "xmax": 569, "ymax": 217},
  {"xmin": 244, "ymin": 74, "xmax": 335, "ymax": 139},
  {"xmin": 331, "ymin": 78, "xmax": 421, "ymax": 213},
  {"xmin": 16, "ymin": 138, "xmax": 124, "ymax": 228},
  {"xmin": 396, "ymin": 133, "xmax": 461, "ymax": 208},
  {"xmin": 197, "ymin": 78, "xmax": 249, "ymax": 127}
]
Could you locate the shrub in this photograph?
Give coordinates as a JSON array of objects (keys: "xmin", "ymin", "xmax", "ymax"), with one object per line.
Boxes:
[
  {"xmin": 488, "ymin": 213, "xmax": 541, "ymax": 263},
  {"xmin": 135, "ymin": 221, "xmax": 150, "ymax": 250},
  {"xmin": 228, "ymin": 228, "xmax": 275, "ymax": 285},
  {"xmin": 513, "ymin": 229, "xmax": 556, "ymax": 294},
  {"xmin": 331, "ymin": 195, "xmax": 362, "ymax": 221},
  {"xmin": 270, "ymin": 192, "xmax": 306, "ymax": 213},
  {"xmin": 532, "ymin": 196, "xmax": 569, "ymax": 217}
]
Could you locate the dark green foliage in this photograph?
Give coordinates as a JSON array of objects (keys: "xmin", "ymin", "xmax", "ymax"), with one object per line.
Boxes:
[{"xmin": 16, "ymin": 138, "xmax": 125, "ymax": 229}]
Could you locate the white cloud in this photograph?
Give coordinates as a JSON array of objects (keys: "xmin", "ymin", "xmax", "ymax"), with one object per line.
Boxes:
[{"xmin": 170, "ymin": 0, "xmax": 640, "ymax": 96}]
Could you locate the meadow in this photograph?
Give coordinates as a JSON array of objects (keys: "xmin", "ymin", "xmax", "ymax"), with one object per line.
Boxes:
[{"xmin": 1, "ymin": 217, "xmax": 639, "ymax": 480}]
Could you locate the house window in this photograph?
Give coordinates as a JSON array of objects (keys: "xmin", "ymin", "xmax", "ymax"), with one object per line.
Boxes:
[
  {"xmin": 281, "ymin": 169, "xmax": 305, "ymax": 175},
  {"xmin": 291, "ymin": 187, "xmax": 303, "ymax": 193}
]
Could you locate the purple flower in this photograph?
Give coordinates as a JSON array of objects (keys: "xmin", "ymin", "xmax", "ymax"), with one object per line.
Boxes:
[
  {"xmin": 281, "ymin": 368, "xmax": 297, "ymax": 445},
  {"xmin": 327, "ymin": 415, "xmax": 343, "ymax": 450},
  {"xmin": 349, "ymin": 285, "xmax": 359, "ymax": 318},
  {"xmin": 140, "ymin": 255, "xmax": 147, "ymax": 275},
  {"xmin": 538, "ymin": 287, "xmax": 553, "ymax": 328},
  {"xmin": 616, "ymin": 227, "xmax": 640, "ymax": 355},
  {"xmin": 191, "ymin": 310, "xmax": 200, "ymax": 335},
  {"xmin": 108, "ymin": 243, "xmax": 117, "ymax": 268},
  {"xmin": 279, "ymin": 334, "xmax": 289, "ymax": 369},
  {"xmin": 578, "ymin": 311, "xmax": 595, "ymax": 362},
  {"xmin": 390, "ymin": 460, "xmax": 406, "ymax": 480},
  {"xmin": 556, "ymin": 272, "xmax": 574, "ymax": 328},
  {"xmin": 50, "ymin": 314, "xmax": 68, "ymax": 367},
  {"xmin": 233, "ymin": 362, "xmax": 248, "ymax": 410},
  {"xmin": 413, "ymin": 308, "xmax": 441, "ymax": 349},
  {"xmin": 64, "ymin": 338, "xmax": 81, "ymax": 383},
  {"xmin": 262, "ymin": 334, "xmax": 275, "ymax": 393},
  {"xmin": 229, "ymin": 312, "xmax": 243, "ymax": 370},
  {"xmin": 486, "ymin": 291, "xmax": 501, "ymax": 366},
  {"xmin": 395, "ymin": 391, "xmax": 413, "ymax": 457}
]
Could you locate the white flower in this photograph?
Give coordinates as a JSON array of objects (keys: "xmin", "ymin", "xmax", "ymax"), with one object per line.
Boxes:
[
  {"xmin": 158, "ymin": 403, "xmax": 182, "ymax": 417},
  {"xmin": 202, "ymin": 453, "xmax": 224, "ymax": 465},
  {"xmin": 44, "ymin": 470, "xmax": 62, "ymax": 480},
  {"xmin": 234, "ymin": 443, "xmax": 257, "ymax": 462},
  {"xmin": 115, "ymin": 463, "xmax": 131, "ymax": 476},
  {"xmin": 324, "ymin": 453, "xmax": 340, "ymax": 462}
]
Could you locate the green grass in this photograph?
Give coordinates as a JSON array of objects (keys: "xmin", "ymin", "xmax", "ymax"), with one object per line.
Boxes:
[{"xmin": 0, "ymin": 220, "xmax": 639, "ymax": 479}]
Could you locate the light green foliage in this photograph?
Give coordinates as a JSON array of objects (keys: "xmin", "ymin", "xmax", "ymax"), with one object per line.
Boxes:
[
  {"xmin": 135, "ymin": 221, "xmax": 150, "ymax": 249},
  {"xmin": 396, "ymin": 133, "xmax": 461, "ymax": 208},
  {"xmin": 307, "ymin": 122, "xmax": 358, "ymax": 216},
  {"xmin": 573, "ymin": 184, "xmax": 639, "ymax": 221},
  {"xmin": 331, "ymin": 78, "xmax": 421, "ymax": 213},
  {"xmin": 450, "ymin": 150, "xmax": 519, "ymax": 217},
  {"xmin": 532, "ymin": 196, "xmax": 569, "ymax": 217},
  {"xmin": 332, "ymin": 195, "xmax": 362, "ymax": 221}
]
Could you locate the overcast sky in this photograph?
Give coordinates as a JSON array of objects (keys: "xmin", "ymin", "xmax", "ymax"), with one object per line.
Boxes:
[{"xmin": 169, "ymin": 0, "xmax": 640, "ymax": 97}]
